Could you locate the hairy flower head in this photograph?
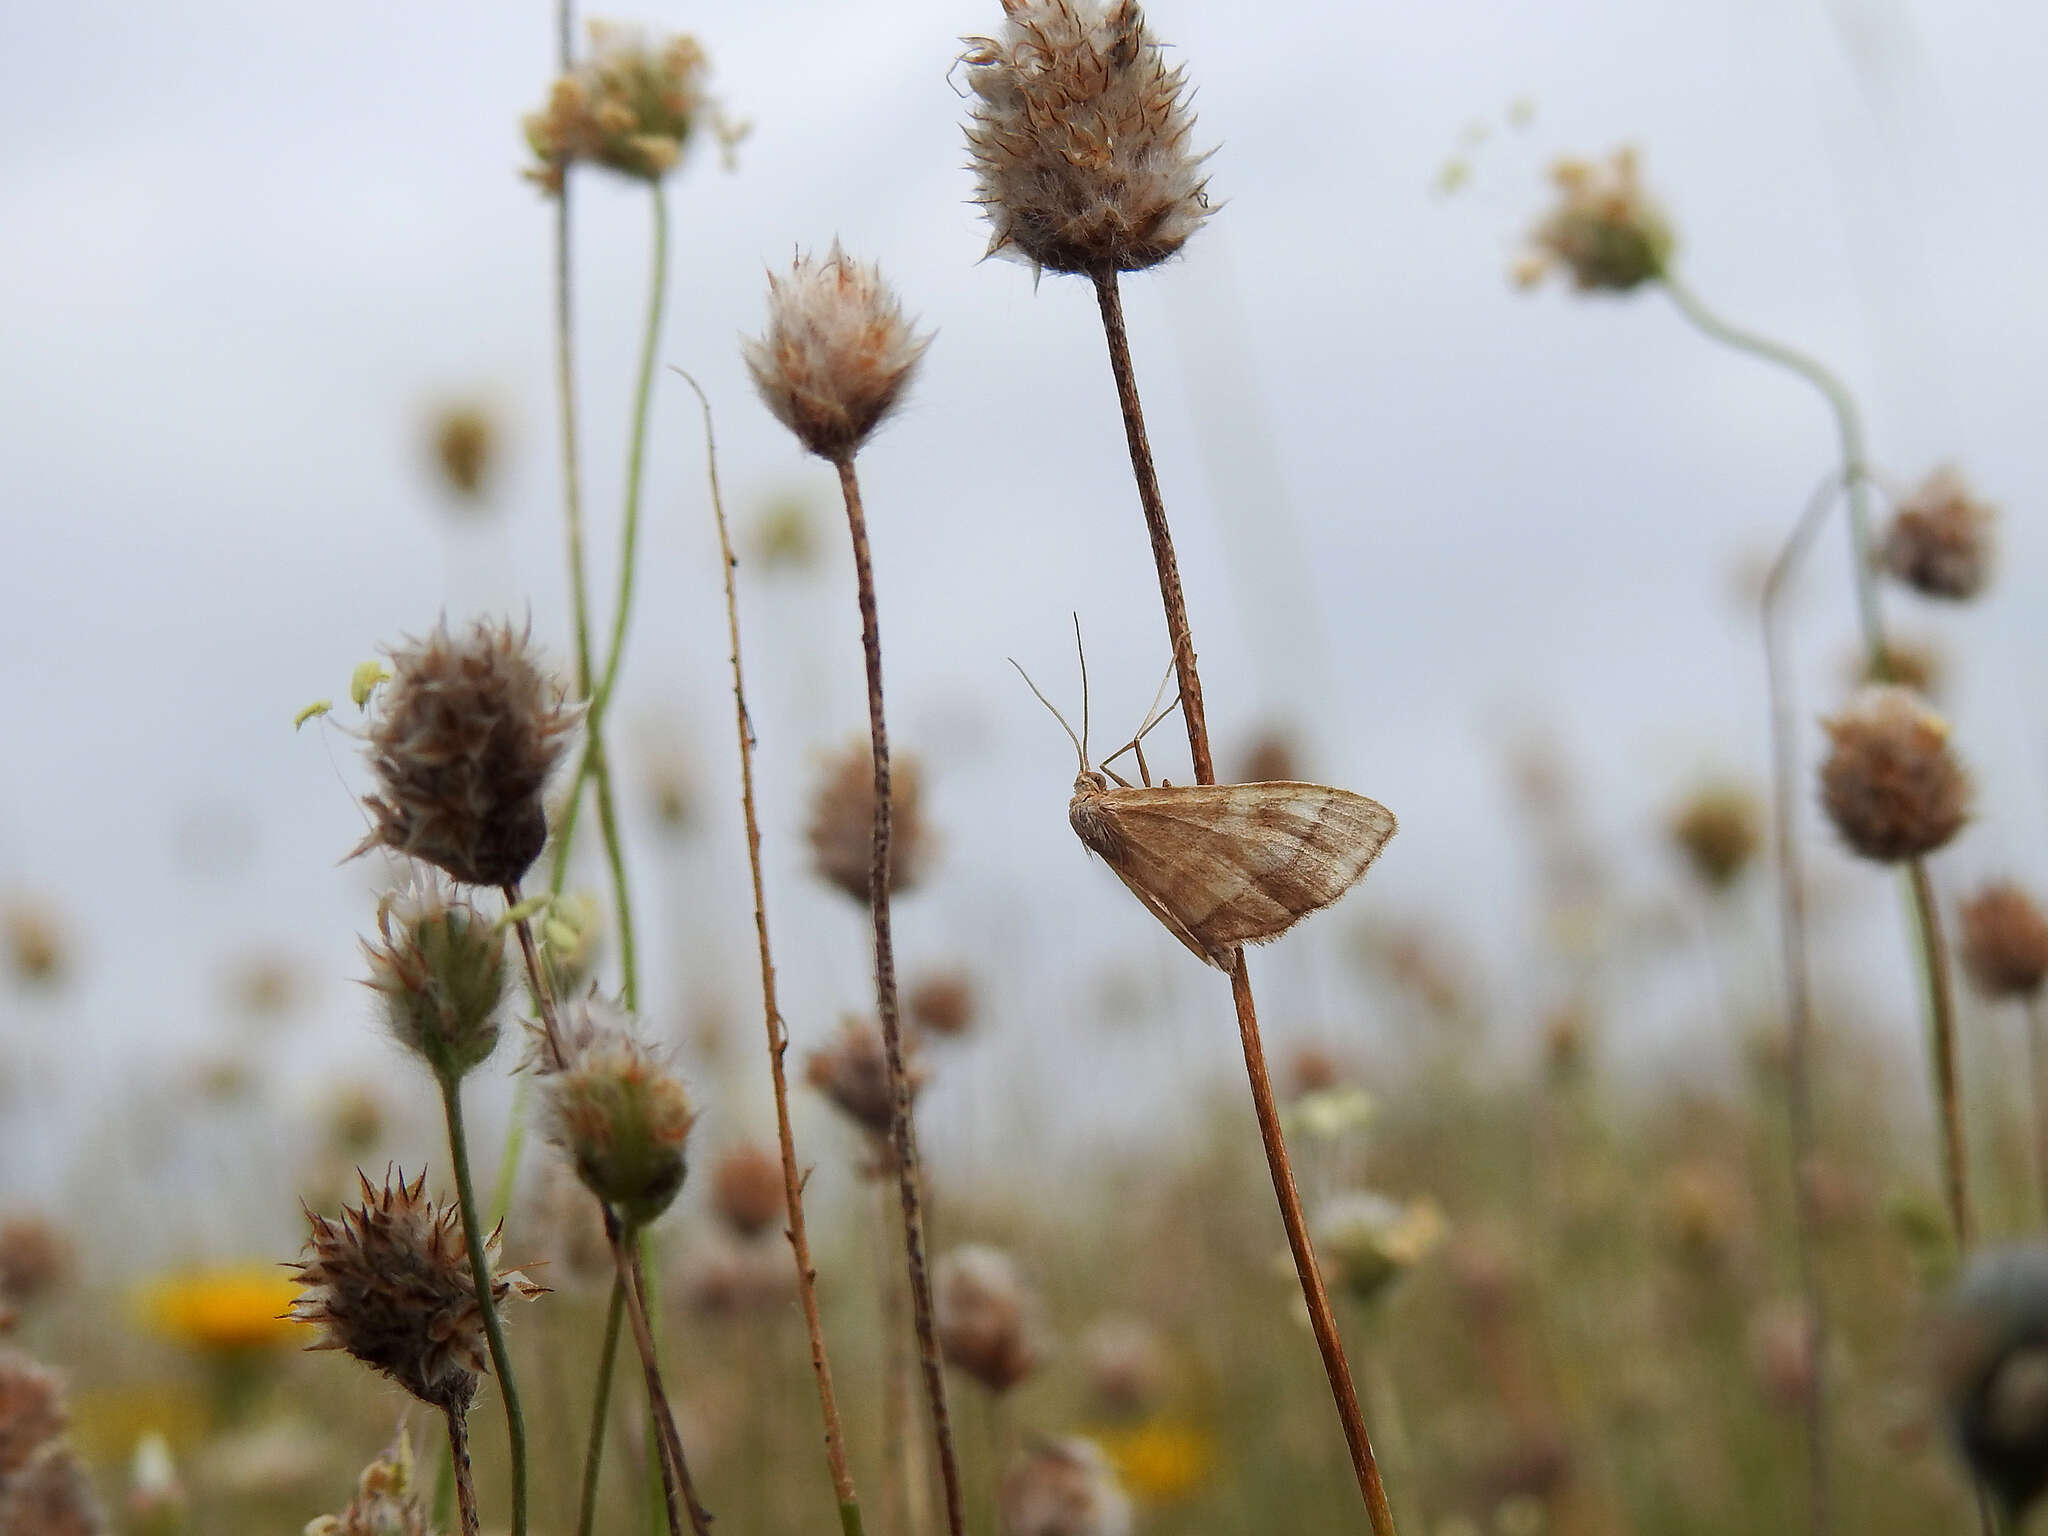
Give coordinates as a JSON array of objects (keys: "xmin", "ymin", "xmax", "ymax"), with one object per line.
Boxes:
[
  {"xmin": 1519, "ymin": 148, "xmax": 1673, "ymax": 293},
  {"xmin": 709, "ymin": 1143, "xmax": 786, "ymax": 1240},
  {"xmin": 807, "ymin": 739, "xmax": 933, "ymax": 903},
  {"xmin": 935, "ymin": 1244, "xmax": 1044, "ymax": 1394},
  {"xmin": 361, "ymin": 876, "xmax": 507, "ymax": 1083},
  {"xmin": 963, "ymin": 0, "xmax": 1211, "ymax": 275},
  {"xmin": 539, "ymin": 996, "xmax": 696, "ymax": 1229},
  {"xmin": 1668, "ymin": 782, "xmax": 1763, "ymax": 891},
  {"xmin": 524, "ymin": 23, "xmax": 729, "ymax": 192},
  {"xmin": 806, "ymin": 1015, "xmax": 927, "ymax": 1140},
  {"xmin": 1818, "ymin": 685, "xmax": 1970, "ymax": 863},
  {"xmin": 999, "ymin": 1438, "xmax": 1132, "ymax": 1536},
  {"xmin": 1882, "ymin": 465, "xmax": 1996, "ymax": 602},
  {"xmin": 1960, "ymin": 881, "xmax": 2048, "ymax": 1003}
]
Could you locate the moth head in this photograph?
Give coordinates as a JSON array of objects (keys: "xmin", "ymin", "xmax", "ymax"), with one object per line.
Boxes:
[{"xmin": 1075, "ymin": 769, "xmax": 1109, "ymax": 796}]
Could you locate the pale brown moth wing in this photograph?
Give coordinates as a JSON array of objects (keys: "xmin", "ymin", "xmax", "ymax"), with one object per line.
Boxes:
[{"xmin": 1100, "ymin": 857, "xmax": 1229, "ymax": 967}]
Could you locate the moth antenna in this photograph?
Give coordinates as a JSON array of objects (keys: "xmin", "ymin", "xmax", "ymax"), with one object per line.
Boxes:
[
  {"xmin": 1008, "ymin": 657, "xmax": 1086, "ymax": 774},
  {"xmin": 1071, "ymin": 611, "xmax": 1091, "ymax": 769}
]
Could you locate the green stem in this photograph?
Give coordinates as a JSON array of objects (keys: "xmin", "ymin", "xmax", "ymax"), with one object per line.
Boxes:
[
  {"xmin": 577, "ymin": 1277, "xmax": 628, "ymax": 1536},
  {"xmin": 438, "ymin": 1073, "xmax": 531, "ymax": 1536}
]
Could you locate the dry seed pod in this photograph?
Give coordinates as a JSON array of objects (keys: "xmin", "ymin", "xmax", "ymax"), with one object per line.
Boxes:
[
  {"xmin": 539, "ymin": 996, "xmax": 697, "ymax": 1229},
  {"xmin": 935, "ymin": 1245, "xmax": 1044, "ymax": 1394},
  {"xmin": 426, "ymin": 404, "xmax": 495, "ymax": 502},
  {"xmin": 1519, "ymin": 147, "xmax": 1673, "ymax": 293},
  {"xmin": 908, "ymin": 971, "xmax": 977, "ymax": 1039},
  {"xmin": 1959, "ymin": 882, "xmax": 2048, "ymax": 1002},
  {"xmin": 0, "ymin": 1218, "xmax": 72, "ymax": 1312},
  {"xmin": 999, "ymin": 1438, "xmax": 1132, "ymax": 1536},
  {"xmin": 1882, "ymin": 466, "xmax": 1995, "ymax": 602},
  {"xmin": 709, "ymin": 1143, "xmax": 786, "ymax": 1240},
  {"xmin": 1818, "ymin": 685, "xmax": 1970, "ymax": 863},
  {"xmin": 1668, "ymin": 782, "xmax": 1762, "ymax": 891},
  {"xmin": 807, "ymin": 740, "xmax": 932, "ymax": 903},
  {"xmin": 806, "ymin": 1015, "xmax": 927, "ymax": 1138},
  {"xmin": 360, "ymin": 876, "xmax": 506, "ymax": 1084}
]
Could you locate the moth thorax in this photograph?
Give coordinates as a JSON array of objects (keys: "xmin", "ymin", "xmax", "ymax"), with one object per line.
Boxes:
[{"xmin": 1068, "ymin": 779, "xmax": 1121, "ymax": 859}]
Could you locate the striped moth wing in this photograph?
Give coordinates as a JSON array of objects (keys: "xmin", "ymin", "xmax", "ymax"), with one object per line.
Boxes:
[{"xmin": 1067, "ymin": 775, "xmax": 1397, "ymax": 969}]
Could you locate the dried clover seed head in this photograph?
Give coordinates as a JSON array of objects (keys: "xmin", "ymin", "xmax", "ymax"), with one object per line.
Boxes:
[
  {"xmin": 807, "ymin": 740, "xmax": 931, "ymax": 903},
  {"xmin": 1519, "ymin": 148, "xmax": 1674, "ymax": 293},
  {"xmin": 524, "ymin": 23, "xmax": 728, "ymax": 192},
  {"xmin": 290, "ymin": 1168, "xmax": 541, "ymax": 1412},
  {"xmin": 963, "ymin": 0, "xmax": 1212, "ymax": 275},
  {"xmin": 806, "ymin": 1015, "xmax": 926, "ymax": 1138},
  {"xmin": 1668, "ymin": 783, "xmax": 1763, "ymax": 891},
  {"xmin": 354, "ymin": 618, "xmax": 580, "ymax": 890},
  {"xmin": 0, "ymin": 1348, "xmax": 66, "ymax": 1485},
  {"xmin": 936, "ymin": 1244, "xmax": 1044, "ymax": 1394},
  {"xmin": 1882, "ymin": 466, "xmax": 1995, "ymax": 601},
  {"xmin": 540, "ymin": 996, "xmax": 696, "ymax": 1229},
  {"xmin": 999, "ymin": 1438, "xmax": 1132, "ymax": 1536},
  {"xmin": 1818, "ymin": 685, "xmax": 1970, "ymax": 863},
  {"xmin": 709, "ymin": 1143, "xmax": 786, "ymax": 1240},
  {"xmin": 1960, "ymin": 882, "xmax": 2048, "ymax": 1003},
  {"xmin": 361, "ymin": 876, "xmax": 507, "ymax": 1084}
]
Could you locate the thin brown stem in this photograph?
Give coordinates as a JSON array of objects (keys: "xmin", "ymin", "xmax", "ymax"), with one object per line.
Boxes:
[
  {"xmin": 446, "ymin": 1403, "xmax": 481, "ymax": 1536},
  {"xmin": 504, "ymin": 888, "xmax": 567, "ymax": 1070},
  {"xmin": 608, "ymin": 1213, "xmax": 713, "ymax": 1536},
  {"xmin": 1910, "ymin": 860, "xmax": 1972, "ymax": 1246},
  {"xmin": 679, "ymin": 371, "xmax": 864, "ymax": 1533},
  {"xmin": 833, "ymin": 454, "xmax": 966, "ymax": 1536},
  {"xmin": 1091, "ymin": 266, "xmax": 1396, "ymax": 1533}
]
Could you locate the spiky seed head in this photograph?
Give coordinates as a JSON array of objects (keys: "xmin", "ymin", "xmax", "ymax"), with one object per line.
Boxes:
[
  {"xmin": 1934, "ymin": 1242, "xmax": 2048, "ymax": 1518},
  {"xmin": 539, "ymin": 996, "xmax": 696, "ymax": 1229},
  {"xmin": 1519, "ymin": 148, "xmax": 1674, "ymax": 293},
  {"xmin": 1818, "ymin": 685, "xmax": 1970, "ymax": 863},
  {"xmin": 962, "ymin": 0, "xmax": 1212, "ymax": 276},
  {"xmin": 0, "ymin": 1444, "xmax": 103, "ymax": 1536},
  {"xmin": 742, "ymin": 245, "xmax": 931, "ymax": 463},
  {"xmin": 428, "ymin": 405, "xmax": 495, "ymax": 502},
  {"xmin": 806, "ymin": 1015, "xmax": 927, "ymax": 1139},
  {"xmin": 361, "ymin": 877, "xmax": 507, "ymax": 1084},
  {"xmin": 289, "ymin": 1167, "xmax": 542, "ymax": 1412},
  {"xmin": 354, "ymin": 618, "xmax": 580, "ymax": 889},
  {"xmin": 999, "ymin": 1438, "xmax": 1133, "ymax": 1536},
  {"xmin": 0, "ymin": 1348, "xmax": 66, "ymax": 1484},
  {"xmin": 1668, "ymin": 782, "xmax": 1763, "ymax": 890},
  {"xmin": 709, "ymin": 1143, "xmax": 786, "ymax": 1240},
  {"xmin": 1315, "ymin": 1192, "xmax": 1447, "ymax": 1306},
  {"xmin": 523, "ymin": 24, "xmax": 726, "ymax": 193},
  {"xmin": 936, "ymin": 1245, "xmax": 1044, "ymax": 1394},
  {"xmin": 807, "ymin": 739, "xmax": 933, "ymax": 904},
  {"xmin": 909, "ymin": 970, "xmax": 977, "ymax": 1039},
  {"xmin": 1882, "ymin": 466, "xmax": 1996, "ymax": 601},
  {"xmin": 1960, "ymin": 882, "xmax": 2048, "ymax": 1002},
  {"xmin": 304, "ymin": 1426, "xmax": 430, "ymax": 1536}
]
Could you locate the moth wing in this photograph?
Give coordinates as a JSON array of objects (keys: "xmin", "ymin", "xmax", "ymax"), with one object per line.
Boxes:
[{"xmin": 1100, "ymin": 783, "xmax": 1397, "ymax": 962}]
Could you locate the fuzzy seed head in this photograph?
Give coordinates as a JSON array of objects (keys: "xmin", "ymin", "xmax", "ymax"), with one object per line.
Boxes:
[
  {"xmin": 304, "ymin": 1427, "xmax": 430, "ymax": 1536},
  {"xmin": 289, "ymin": 1168, "xmax": 542, "ymax": 1412},
  {"xmin": 540, "ymin": 996, "xmax": 696, "ymax": 1228},
  {"xmin": 354, "ymin": 618, "xmax": 580, "ymax": 889},
  {"xmin": 1960, "ymin": 882, "xmax": 2048, "ymax": 1003},
  {"xmin": 361, "ymin": 877, "xmax": 507, "ymax": 1084},
  {"xmin": 909, "ymin": 970, "xmax": 978, "ymax": 1038},
  {"xmin": 709, "ymin": 1143, "xmax": 786, "ymax": 1240},
  {"xmin": 806, "ymin": 1015, "xmax": 927, "ymax": 1138},
  {"xmin": 807, "ymin": 739, "xmax": 933, "ymax": 903},
  {"xmin": 963, "ymin": 0, "xmax": 1212, "ymax": 275},
  {"xmin": 0, "ymin": 1218, "xmax": 71, "ymax": 1313},
  {"xmin": 0, "ymin": 1349, "xmax": 65, "ymax": 1485},
  {"xmin": 743, "ymin": 245, "xmax": 931, "ymax": 462},
  {"xmin": 1818, "ymin": 685, "xmax": 1970, "ymax": 863},
  {"xmin": 0, "ymin": 1445, "xmax": 103, "ymax": 1536},
  {"xmin": 428, "ymin": 405, "xmax": 495, "ymax": 502},
  {"xmin": 1316, "ymin": 1192, "xmax": 1447, "ymax": 1306},
  {"xmin": 1079, "ymin": 1316, "xmax": 1167, "ymax": 1419},
  {"xmin": 524, "ymin": 24, "xmax": 725, "ymax": 192},
  {"xmin": 936, "ymin": 1244, "xmax": 1044, "ymax": 1394},
  {"xmin": 1668, "ymin": 782, "xmax": 1763, "ymax": 890},
  {"xmin": 1882, "ymin": 466, "xmax": 1995, "ymax": 601},
  {"xmin": 1935, "ymin": 1242, "xmax": 2048, "ymax": 1517},
  {"xmin": 999, "ymin": 1438, "xmax": 1133, "ymax": 1536},
  {"xmin": 1520, "ymin": 148, "xmax": 1674, "ymax": 293}
]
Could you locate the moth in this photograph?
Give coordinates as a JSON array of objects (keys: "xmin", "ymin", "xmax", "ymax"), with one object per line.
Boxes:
[{"xmin": 1014, "ymin": 640, "xmax": 1397, "ymax": 970}]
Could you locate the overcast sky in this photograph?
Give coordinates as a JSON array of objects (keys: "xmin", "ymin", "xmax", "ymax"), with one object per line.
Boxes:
[{"xmin": 4, "ymin": 0, "xmax": 2045, "ymax": 1238}]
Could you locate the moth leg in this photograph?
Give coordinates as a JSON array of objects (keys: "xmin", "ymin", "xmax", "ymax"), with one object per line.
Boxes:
[
  {"xmin": 1097, "ymin": 688, "xmax": 1183, "ymax": 786},
  {"xmin": 1100, "ymin": 764, "xmax": 1136, "ymax": 789},
  {"xmin": 1133, "ymin": 737, "xmax": 1153, "ymax": 787}
]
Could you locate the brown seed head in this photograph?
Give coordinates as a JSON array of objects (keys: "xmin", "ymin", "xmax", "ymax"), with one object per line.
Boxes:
[
  {"xmin": 289, "ymin": 1167, "xmax": 542, "ymax": 1412},
  {"xmin": 1668, "ymin": 782, "xmax": 1763, "ymax": 890},
  {"xmin": 709, "ymin": 1143, "xmax": 786, "ymax": 1240},
  {"xmin": 428, "ymin": 405, "xmax": 495, "ymax": 502},
  {"xmin": 743, "ymin": 245, "xmax": 931, "ymax": 463},
  {"xmin": 523, "ymin": 24, "xmax": 726, "ymax": 192},
  {"xmin": 1818, "ymin": 685, "xmax": 1970, "ymax": 863},
  {"xmin": 807, "ymin": 739, "xmax": 933, "ymax": 903},
  {"xmin": 0, "ymin": 1445, "xmax": 103, "ymax": 1536},
  {"xmin": 1960, "ymin": 882, "xmax": 2048, "ymax": 1002},
  {"xmin": 1656, "ymin": 1160, "xmax": 1746, "ymax": 1272},
  {"xmin": 936, "ymin": 1245, "xmax": 1044, "ymax": 1394},
  {"xmin": 999, "ymin": 1438, "xmax": 1133, "ymax": 1536},
  {"xmin": 540, "ymin": 996, "xmax": 696, "ymax": 1228},
  {"xmin": 909, "ymin": 970, "xmax": 978, "ymax": 1038},
  {"xmin": 354, "ymin": 618, "xmax": 580, "ymax": 889},
  {"xmin": 0, "ymin": 1348, "xmax": 66, "ymax": 1484},
  {"xmin": 1519, "ymin": 148, "xmax": 1674, "ymax": 293},
  {"xmin": 1079, "ymin": 1315, "xmax": 1167, "ymax": 1420},
  {"xmin": 806, "ymin": 1015, "xmax": 926, "ymax": 1138},
  {"xmin": 361, "ymin": 876, "xmax": 507, "ymax": 1084},
  {"xmin": 962, "ymin": 0, "xmax": 1212, "ymax": 276},
  {"xmin": 0, "ymin": 1218, "xmax": 72, "ymax": 1311},
  {"xmin": 305, "ymin": 1427, "xmax": 430, "ymax": 1536},
  {"xmin": 4, "ymin": 902, "xmax": 66, "ymax": 988},
  {"xmin": 1883, "ymin": 466, "xmax": 1995, "ymax": 601},
  {"xmin": 1748, "ymin": 1299, "xmax": 1818, "ymax": 1411}
]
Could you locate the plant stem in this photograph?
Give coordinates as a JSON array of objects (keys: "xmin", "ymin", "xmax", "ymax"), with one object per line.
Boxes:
[
  {"xmin": 833, "ymin": 454, "xmax": 967, "ymax": 1536},
  {"xmin": 609, "ymin": 1214, "xmax": 714, "ymax": 1536},
  {"xmin": 577, "ymin": 1277, "xmax": 628, "ymax": 1536},
  {"xmin": 2028, "ymin": 996, "xmax": 2048, "ymax": 1226},
  {"xmin": 1090, "ymin": 266, "xmax": 1397, "ymax": 1534},
  {"xmin": 504, "ymin": 888, "xmax": 567, "ymax": 1069},
  {"xmin": 1908, "ymin": 860, "xmax": 1971, "ymax": 1245},
  {"xmin": 446, "ymin": 1403, "xmax": 481, "ymax": 1536},
  {"xmin": 681, "ymin": 371, "xmax": 865, "ymax": 1533},
  {"xmin": 438, "ymin": 1073, "xmax": 531, "ymax": 1536}
]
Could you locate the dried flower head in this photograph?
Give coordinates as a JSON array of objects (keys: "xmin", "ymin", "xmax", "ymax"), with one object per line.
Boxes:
[
  {"xmin": 743, "ymin": 245, "xmax": 931, "ymax": 463},
  {"xmin": 1315, "ymin": 1192, "xmax": 1447, "ymax": 1306},
  {"xmin": 1656, "ymin": 1160, "xmax": 1746, "ymax": 1271},
  {"xmin": 1668, "ymin": 782, "xmax": 1763, "ymax": 890},
  {"xmin": 1519, "ymin": 148, "xmax": 1673, "ymax": 293},
  {"xmin": 999, "ymin": 1438, "xmax": 1133, "ymax": 1536},
  {"xmin": 0, "ymin": 1445, "xmax": 103, "ymax": 1536},
  {"xmin": 908, "ymin": 970, "xmax": 977, "ymax": 1039},
  {"xmin": 0, "ymin": 1218, "xmax": 71, "ymax": 1312},
  {"xmin": 1079, "ymin": 1315, "xmax": 1167, "ymax": 1419},
  {"xmin": 539, "ymin": 996, "xmax": 696, "ymax": 1228},
  {"xmin": 427, "ymin": 404, "xmax": 495, "ymax": 502},
  {"xmin": 936, "ymin": 1244, "xmax": 1044, "ymax": 1393},
  {"xmin": 807, "ymin": 740, "xmax": 933, "ymax": 903},
  {"xmin": 962, "ymin": 0, "xmax": 1211, "ymax": 275},
  {"xmin": 354, "ymin": 618, "xmax": 580, "ymax": 889},
  {"xmin": 1960, "ymin": 882, "xmax": 2048, "ymax": 1003},
  {"xmin": 523, "ymin": 23, "xmax": 726, "ymax": 192},
  {"xmin": 361, "ymin": 877, "xmax": 506, "ymax": 1083},
  {"xmin": 4, "ymin": 901, "xmax": 66, "ymax": 987},
  {"xmin": 1882, "ymin": 466, "xmax": 1995, "ymax": 602},
  {"xmin": 1934, "ymin": 1242, "xmax": 2048, "ymax": 1517},
  {"xmin": 709, "ymin": 1143, "xmax": 786, "ymax": 1240},
  {"xmin": 0, "ymin": 1349, "xmax": 66, "ymax": 1485},
  {"xmin": 290, "ymin": 1168, "xmax": 541, "ymax": 1412},
  {"xmin": 1818, "ymin": 685, "xmax": 1970, "ymax": 863},
  {"xmin": 806, "ymin": 1015, "xmax": 927, "ymax": 1138},
  {"xmin": 304, "ymin": 1427, "xmax": 429, "ymax": 1536}
]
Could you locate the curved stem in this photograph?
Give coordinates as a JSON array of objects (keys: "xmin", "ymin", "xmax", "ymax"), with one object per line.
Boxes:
[
  {"xmin": 835, "ymin": 455, "xmax": 967, "ymax": 1536},
  {"xmin": 438, "ymin": 1074, "xmax": 531, "ymax": 1536},
  {"xmin": 1091, "ymin": 266, "xmax": 1397, "ymax": 1534},
  {"xmin": 576, "ymin": 1277, "xmax": 628, "ymax": 1536}
]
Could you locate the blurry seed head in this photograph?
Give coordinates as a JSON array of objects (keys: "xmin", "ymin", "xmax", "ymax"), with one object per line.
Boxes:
[
  {"xmin": 354, "ymin": 618, "xmax": 581, "ymax": 890},
  {"xmin": 1668, "ymin": 782, "xmax": 1763, "ymax": 891},
  {"xmin": 303, "ymin": 1426, "xmax": 429, "ymax": 1536},
  {"xmin": 1315, "ymin": 1192, "xmax": 1447, "ymax": 1306},
  {"xmin": 678, "ymin": 1236, "xmax": 800, "ymax": 1317},
  {"xmin": 360, "ymin": 876, "xmax": 507, "ymax": 1084},
  {"xmin": 1882, "ymin": 466, "xmax": 1995, "ymax": 602},
  {"xmin": 325, "ymin": 1083, "xmax": 388, "ymax": 1163},
  {"xmin": 539, "ymin": 995, "xmax": 696, "ymax": 1229},
  {"xmin": 0, "ymin": 1348, "xmax": 66, "ymax": 1484},
  {"xmin": 4, "ymin": 901, "xmax": 67, "ymax": 988},
  {"xmin": 936, "ymin": 1244, "xmax": 1044, "ymax": 1394},
  {"xmin": 962, "ymin": 0, "xmax": 1212, "ymax": 276},
  {"xmin": 289, "ymin": 1168, "xmax": 542, "ymax": 1412},
  {"xmin": 1748, "ymin": 1298, "xmax": 1819, "ymax": 1412},
  {"xmin": 750, "ymin": 494, "xmax": 822, "ymax": 572},
  {"xmin": 908, "ymin": 970, "xmax": 978, "ymax": 1039},
  {"xmin": 742, "ymin": 245, "xmax": 931, "ymax": 463},
  {"xmin": 1079, "ymin": 1315, "xmax": 1168, "ymax": 1420},
  {"xmin": 806, "ymin": 1015, "xmax": 927, "ymax": 1140},
  {"xmin": 537, "ymin": 890, "xmax": 604, "ymax": 1001},
  {"xmin": 807, "ymin": 740, "xmax": 933, "ymax": 904},
  {"xmin": 1818, "ymin": 686, "xmax": 1970, "ymax": 863},
  {"xmin": 0, "ymin": 1445, "xmax": 103, "ymax": 1536},
  {"xmin": 709, "ymin": 1142, "xmax": 786, "ymax": 1241},
  {"xmin": 1934, "ymin": 1242, "xmax": 2048, "ymax": 1517},
  {"xmin": 426, "ymin": 404, "xmax": 496, "ymax": 503},
  {"xmin": 1519, "ymin": 148, "xmax": 1673, "ymax": 294},
  {"xmin": 523, "ymin": 23, "xmax": 727, "ymax": 192},
  {"xmin": 1960, "ymin": 881, "xmax": 2048, "ymax": 1003},
  {"xmin": 1655, "ymin": 1160, "xmax": 1746, "ymax": 1273},
  {"xmin": 999, "ymin": 1438, "xmax": 1133, "ymax": 1536},
  {"xmin": 0, "ymin": 1218, "xmax": 73, "ymax": 1312}
]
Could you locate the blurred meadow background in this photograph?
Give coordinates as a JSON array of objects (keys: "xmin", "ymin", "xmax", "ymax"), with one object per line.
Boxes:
[{"xmin": 5, "ymin": 0, "xmax": 2048, "ymax": 1532}]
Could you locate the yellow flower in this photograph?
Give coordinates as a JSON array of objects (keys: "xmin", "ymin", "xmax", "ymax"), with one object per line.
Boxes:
[
  {"xmin": 1098, "ymin": 1419, "xmax": 1216, "ymax": 1504},
  {"xmin": 136, "ymin": 1266, "xmax": 308, "ymax": 1353}
]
